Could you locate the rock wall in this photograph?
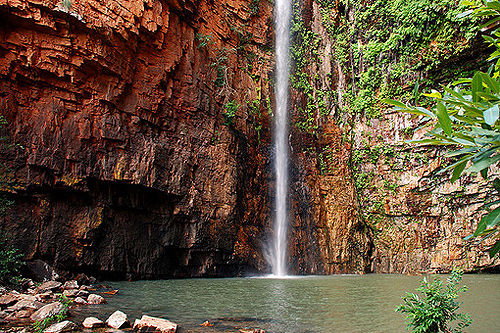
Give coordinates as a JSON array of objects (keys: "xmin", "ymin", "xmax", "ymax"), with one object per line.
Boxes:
[
  {"xmin": 306, "ymin": 0, "xmax": 500, "ymax": 274},
  {"xmin": 0, "ymin": 0, "xmax": 277, "ymax": 278}
]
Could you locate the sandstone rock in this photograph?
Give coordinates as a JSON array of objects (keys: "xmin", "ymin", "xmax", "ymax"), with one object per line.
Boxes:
[
  {"xmin": 62, "ymin": 290, "xmax": 78, "ymax": 298},
  {"xmin": 25, "ymin": 260, "xmax": 59, "ymax": 282},
  {"xmin": 37, "ymin": 281, "xmax": 62, "ymax": 293},
  {"xmin": 16, "ymin": 310, "xmax": 31, "ymax": 318},
  {"xmin": 0, "ymin": 293, "xmax": 19, "ymax": 307},
  {"xmin": 30, "ymin": 302, "xmax": 65, "ymax": 322},
  {"xmin": 87, "ymin": 294, "xmax": 106, "ymax": 304},
  {"xmin": 106, "ymin": 310, "xmax": 129, "ymax": 329},
  {"xmin": 7, "ymin": 300, "xmax": 44, "ymax": 312},
  {"xmin": 133, "ymin": 315, "xmax": 177, "ymax": 333},
  {"xmin": 36, "ymin": 292, "xmax": 55, "ymax": 302},
  {"xmin": 0, "ymin": 0, "xmax": 274, "ymax": 280},
  {"xmin": 62, "ymin": 281, "xmax": 78, "ymax": 290},
  {"xmin": 76, "ymin": 290, "xmax": 89, "ymax": 298},
  {"xmin": 73, "ymin": 297, "xmax": 87, "ymax": 305},
  {"xmin": 44, "ymin": 320, "xmax": 76, "ymax": 333},
  {"xmin": 82, "ymin": 316, "xmax": 104, "ymax": 328}
]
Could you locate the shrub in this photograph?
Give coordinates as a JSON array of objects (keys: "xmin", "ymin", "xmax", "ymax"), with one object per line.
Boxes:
[
  {"xmin": 396, "ymin": 269, "xmax": 472, "ymax": 333},
  {"xmin": 0, "ymin": 235, "xmax": 22, "ymax": 286}
]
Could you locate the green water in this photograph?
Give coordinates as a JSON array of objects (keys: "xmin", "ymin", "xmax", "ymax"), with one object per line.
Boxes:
[{"xmin": 75, "ymin": 274, "xmax": 500, "ymax": 332}]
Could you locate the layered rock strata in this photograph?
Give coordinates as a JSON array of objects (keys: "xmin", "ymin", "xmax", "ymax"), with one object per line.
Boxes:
[{"xmin": 0, "ymin": 0, "xmax": 275, "ymax": 278}]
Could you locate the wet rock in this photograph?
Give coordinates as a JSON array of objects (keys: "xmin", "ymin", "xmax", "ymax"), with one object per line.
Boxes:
[
  {"xmin": 87, "ymin": 294, "xmax": 106, "ymax": 304},
  {"xmin": 200, "ymin": 321, "xmax": 213, "ymax": 327},
  {"xmin": 62, "ymin": 281, "xmax": 78, "ymax": 290},
  {"xmin": 106, "ymin": 310, "xmax": 129, "ymax": 329},
  {"xmin": 75, "ymin": 274, "xmax": 90, "ymax": 286},
  {"xmin": 83, "ymin": 317, "xmax": 105, "ymax": 328},
  {"xmin": 133, "ymin": 315, "xmax": 177, "ymax": 333},
  {"xmin": 37, "ymin": 281, "xmax": 62, "ymax": 293},
  {"xmin": 44, "ymin": 320, "xmax": 76, "ymax": 333},
  {"xmin": 73, "ymin": 297, "xmax": 87, "ymax": 305},
  {"xmin": 30, "ymin": 302, "xmax": 65, "ymax": 322}
]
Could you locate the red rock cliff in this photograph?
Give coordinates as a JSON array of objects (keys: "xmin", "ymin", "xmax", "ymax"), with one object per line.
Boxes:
[{"xmin": 0, "ymin": 0, "xmax": 277, "ymax": 278}]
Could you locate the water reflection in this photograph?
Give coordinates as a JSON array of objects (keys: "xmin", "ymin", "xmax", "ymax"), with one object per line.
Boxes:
[{"xmin": 73, "ymin": 275, "xmax": 500, "ymax": 333}]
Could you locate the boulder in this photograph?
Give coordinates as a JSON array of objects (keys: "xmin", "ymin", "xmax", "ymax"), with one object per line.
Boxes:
[
  {"xmin": 82, "ymin": 317, "xmax": 105, "ymax": 328},
  {"xmin": 0, "ymin": 293, "xmax": 19, "ymax": 308},
  {"xmin": 24, "ymin": 260, "xmax": 59, "ymax": 282},
  {"xmin": 16, "ymin": 310, "xmax": 31, "ymax": 318},
  {"xmin": 37, "ymin": 281, "xmax": 62, "ymax": 293},
  {"xmin": 7, "ymin": 300, "xmax": 44, "ymax": 312},
  {"xmin": 62, "ymin": 290, "xmax": 78, "ymax": 298},
  {"xmin": 76, "ymin": 290, "xmax": 89, "ymax": 298},
  {"xmin": 133, "ymin": 315, "xmax": 177, "ymax": 333},
  {"xmin": 44, "ymin": 320, "xmax": 76, "ymax": 333},
  {"xmin": 31, "ymin": 302, "xmax": 66, "ymax": 322},
  {"xmin": 73, "ymin": 297, "xmax": 87, "ymax": 305},
  {"xmin": 62, "ymin": 281, "xmax": 78, "ymax": 290},
  {"xmin": 106, "ymin": 310, "xmax": 129, "ymax": 329},
  {"xmin": 87, "ymin": 294, "xmax": 106, "ymax": 304}
]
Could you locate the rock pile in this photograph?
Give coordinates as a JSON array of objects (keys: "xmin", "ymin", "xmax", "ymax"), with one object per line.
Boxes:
[{"xmin": 0, "ymin": 275, "xmax": 100, "ymax": 331}]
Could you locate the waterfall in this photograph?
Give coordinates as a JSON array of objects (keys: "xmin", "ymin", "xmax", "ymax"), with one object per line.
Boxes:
[{"xmin": 272, "ymin": 0, "xmax": 291, "ymax": 277}]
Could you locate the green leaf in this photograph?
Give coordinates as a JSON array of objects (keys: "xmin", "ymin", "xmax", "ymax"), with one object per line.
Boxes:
[
  {"xmin": 486, "ymin": 2, "xmax": 500, "ymax": 11},
  {"xmin": 467, "ymin": 154, "xmax": 500, "ymax": 173},
  {"xmin": 446, "ymin": 147, "xmax": 478, "ymax": 157},
  {"xmin": 472, "ymin": 72, "xmax": 483, "ymax": 102},
  {"xmin": 479, "ymin": 72, "xmax": 500, "ymax": 93},
  {"xmin": 451, "ymin": 160, "xmax": 467, "ymax": 183},
  {"xmin": 423, "ymin": 91, "xmax": 442, "ymax": 99},
  {"xmin": 484, "ymin": 104, "xmax": 500, "ymax": 125},
  {"xmin": 481, "ymin": 167, "xmax": 489, "ymax": 179},
  {"xmin": 381, "ymin": 98, "xmax": 407, "ymax": 108},
  {"xmin": 457, "ymin": 9, "xmax": 474, "ymax": 18},
  {"xmin": 436, "ymin": 101, "xmax": 452, "ymax": 136},
  {"xmin": 489, "ymin": 240, "xmax": 500, "ymax": 257},
  {"xmin": 475, "ymin": 207, "xmax": 500, "ymax": 236}
]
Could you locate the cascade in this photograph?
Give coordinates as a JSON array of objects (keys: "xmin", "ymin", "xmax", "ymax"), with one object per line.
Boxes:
[{"xmin": 271, "ymin": 0, "xmax": 291, "ymax": 277}]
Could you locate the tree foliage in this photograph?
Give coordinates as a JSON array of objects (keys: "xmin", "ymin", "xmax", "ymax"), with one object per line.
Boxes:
[
  {"xmin": 396, "ymin": 269, "xmax": 472, "ymax": 333},
  {"xmin": 383, "ymin": 0, "xmax": 500, "ymax": 257}
]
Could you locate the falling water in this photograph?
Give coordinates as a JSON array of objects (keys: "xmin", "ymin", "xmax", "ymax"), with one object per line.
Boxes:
[{"xmin": 272, "ymin": 0, "xmax": 291, "ymax": 277}]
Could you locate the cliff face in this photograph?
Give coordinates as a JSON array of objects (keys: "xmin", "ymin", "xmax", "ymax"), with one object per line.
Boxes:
[
  {"xmin": 2, "ymin": 0, "xmax": 495, "ymax": 279},
  {"xmin": 304, "ymin": 0, "xmax": 500, "ymax": 274},
  {"xmin": 0, "ymin": 0, "xmax": 276, "ymax": 278}
]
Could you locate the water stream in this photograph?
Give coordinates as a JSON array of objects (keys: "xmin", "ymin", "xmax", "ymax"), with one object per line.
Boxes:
[
  {"xmin": 272, "ymin": 0, "xmax": 291, "ymax": 277},
  {"xmin": 74, "ymin": 274, "xmax": 500, "ymax": 333}
]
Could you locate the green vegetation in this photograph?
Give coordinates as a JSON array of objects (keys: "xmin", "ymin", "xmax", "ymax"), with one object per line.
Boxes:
[
  {"xmin": 291, "ymin": 1, "xmax": 331, "ymax": 135},
  {"xmin": 396, "ymin": 269, "xmax": 472, "ymax": 333},
  {"xmin": 316, "ymin": 0, "xmax": 482, "ymax": 119},
  {"xmin": 223, "ymin": 100, "xmax": 240, "ymax": 126},
  {"xmin": 0, "ymin": 235, "xmax": 22, "ymax": 286},
  {"xmin": 385, "ymin": 0, "xmax": 500, "ymax": 256},
  {"xmin": 32, "ymin": 295, "xmax": 72, "ymax": 333}
]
